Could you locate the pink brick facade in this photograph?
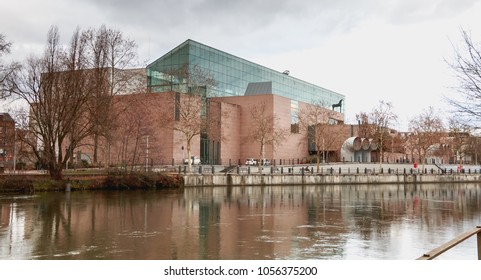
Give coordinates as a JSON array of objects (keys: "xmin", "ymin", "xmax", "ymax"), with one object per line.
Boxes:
[{"xmin": 75, "ymin": 91, "xmax": 345, "ymax": 167}]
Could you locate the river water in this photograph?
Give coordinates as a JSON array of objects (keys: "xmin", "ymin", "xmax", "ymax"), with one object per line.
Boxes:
[{"xmin": 0, "ymin": 184, "xmax": 480, "ymax": 260}]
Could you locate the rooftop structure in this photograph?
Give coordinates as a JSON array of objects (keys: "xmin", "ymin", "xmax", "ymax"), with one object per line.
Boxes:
[{"xmin": 146, "ymin": 39, "xmax": 345, "ymax": 112}]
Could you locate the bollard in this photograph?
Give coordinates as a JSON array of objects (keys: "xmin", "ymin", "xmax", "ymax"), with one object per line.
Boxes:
[
  {"xmin": 248, "ymin": 166, "xmax": 251, "ymax": 174},
  {"xmin": 357, "ymin": 167, "xmax": 359, "ymax": 174},
  {"xmin": 365, "ymin": 168, "xmax": 367, "ymax": 174},
  {"xmin": 339, "ymin": 167, "xmax": 341, "ymax": 174},
  {"xmin": 270, "ymin": 166, "xmax": 273, "ymax": 174},
  {"xmin": 388, "ymin": 168, "xmax": 391, "ymax": 174},
  {"xmin": 281, "ymin": 167, "xmax": 284, "ymax": 174},
  {"xmin": 212, "ymin": 165, "xmax": 215, "ymax": 174},
  {"xmin": 236, "ymin": 166, "xmax": 240, "ymax": 174},
  {"xmin": 199, "ymin": 166, "xmax": 203, "ymax": 174},
  {"xmin": 183, "ymin": 166, "xmax": 186, "ymax": 175},
  {"xmin": 311, "ymin": 167, "xmax": 314, "ymax": 173}
]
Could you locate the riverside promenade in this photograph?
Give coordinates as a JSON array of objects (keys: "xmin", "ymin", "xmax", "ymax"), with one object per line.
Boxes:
[{"xmin": 182, "ymin": 162, "xmax": 481, "ymax": 187}]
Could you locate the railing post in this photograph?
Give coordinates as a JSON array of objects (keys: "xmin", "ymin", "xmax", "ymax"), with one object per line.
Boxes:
[{"xmin": 478, "ymin": 226, "xmax": 481, "ymax": 260}]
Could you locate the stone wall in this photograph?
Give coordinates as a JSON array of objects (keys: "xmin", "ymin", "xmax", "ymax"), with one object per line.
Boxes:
[{"xmin": 183, "ymin": 173, "xmax": 481, "ymax": 187}]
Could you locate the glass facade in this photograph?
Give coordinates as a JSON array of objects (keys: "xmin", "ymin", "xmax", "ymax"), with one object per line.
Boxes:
[{"xmin": 147, "ymin": 39, "xmax": 345, "ymax": 111}]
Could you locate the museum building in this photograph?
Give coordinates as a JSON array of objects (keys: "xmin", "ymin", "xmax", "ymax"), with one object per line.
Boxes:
[{"xmin": 140, "ymin": 39, "xmax": 346, "ymax": 165}]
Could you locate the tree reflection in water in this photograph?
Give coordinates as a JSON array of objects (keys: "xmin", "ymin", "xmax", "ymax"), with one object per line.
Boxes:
[{"xmin": 0, "ymin": 184, "xmax": 480, "ymax": 260}]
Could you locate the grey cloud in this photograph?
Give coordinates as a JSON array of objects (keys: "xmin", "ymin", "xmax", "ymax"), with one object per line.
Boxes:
[{"xmin": 1, "ymin": 0, "xmax": 478, "ymax": 64}]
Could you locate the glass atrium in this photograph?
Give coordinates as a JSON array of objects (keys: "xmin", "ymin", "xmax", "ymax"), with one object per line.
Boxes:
[{"xmin": 146, "ymin": 40, "xmax": 345, "ymax": 111}]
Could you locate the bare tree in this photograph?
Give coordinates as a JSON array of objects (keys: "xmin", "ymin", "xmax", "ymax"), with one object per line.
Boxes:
[
  {"xmin": 447, "ymin": 117, "xmax": 471, "ymax": 166},
  {"xmin": 408, "ymin": 106, "xmax": 444, "ymax": 168},
  {"xmin": 8, "ymin": 107, "xmax": 36, "ymax": 169},
  {"xmin": 1, "ymin": 34, "xmax": 21, "ymax": 99},
  {"xmin": 355, "ymin": 112, "xmax": 371, "ymax": 138},
  {"xmin": 82, "ymin": 25, "xmax": 139, "ymax": 166},
  {"xmin": 298, "ymin": 100, "xmax": 341, "ymax": 172},
  {"xmin": 246, "ymin": 101, "xmax": 288, "ymax": 173},
  {"xmin": 158, "ymin": 64, "xmax": 217, "ymax": 172},
  {"xmin": 446, "ymin": 28, "xmax": 481, "ymax": 125},
  {"xmin": 108, "ymin": 94, "xmax": 153, "ymax": 171},
  {"xmin": 7, "ymin": 27, "xmax": 95, "ymax": 180},
  {"xmin": 368, "ymin": 100, "xmax": 397, "ymax": 166}
]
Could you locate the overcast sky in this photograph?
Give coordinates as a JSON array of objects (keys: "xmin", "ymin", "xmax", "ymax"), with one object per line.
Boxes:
[{"xmin": 2, "ymin": 0, "xmax": 481, "ymax": 130}]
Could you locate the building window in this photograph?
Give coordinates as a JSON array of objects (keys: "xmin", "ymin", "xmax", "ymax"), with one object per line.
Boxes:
[
  {"xmin": 291, "ymin": 100, "xmax": 299, "ymax": 133},
  {"xmin": 175, "ymin": 92, "xmax": 180, "ymax": 121}
]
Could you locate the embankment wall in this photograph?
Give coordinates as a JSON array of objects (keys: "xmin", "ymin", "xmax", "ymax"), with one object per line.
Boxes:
[{"xmin": 183, "ymin": 173, "xmax": 481, "ymax": 187}]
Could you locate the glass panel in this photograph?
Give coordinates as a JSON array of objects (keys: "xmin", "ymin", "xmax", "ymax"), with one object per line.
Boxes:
[{"xmin": 147, "ymin": 40, "xmax": 345, "ymax": 110}]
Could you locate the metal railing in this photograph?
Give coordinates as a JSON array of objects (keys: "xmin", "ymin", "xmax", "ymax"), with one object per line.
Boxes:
[{"xmin": 417, "ymin": 226, "xmax": 481, "ymax": 260}]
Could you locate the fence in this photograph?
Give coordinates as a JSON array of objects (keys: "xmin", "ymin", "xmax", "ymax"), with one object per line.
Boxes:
[{"xmin": 172, "ymin": 164, "xmax": 481, "ymax": 176}]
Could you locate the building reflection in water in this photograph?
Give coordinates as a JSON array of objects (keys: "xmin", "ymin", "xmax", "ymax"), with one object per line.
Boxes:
[{"xmin": 0, "ymin": 183, "xmax": 480, "ymax": 260}]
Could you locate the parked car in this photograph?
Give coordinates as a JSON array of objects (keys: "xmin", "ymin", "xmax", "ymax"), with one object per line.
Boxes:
[
  {"xmin": 245, "ymin": 158, "xmax": 258, "ymax": 165},
  {"xmin": 184, "ymin": 156, "xmax": 201, "ymax": 165}
]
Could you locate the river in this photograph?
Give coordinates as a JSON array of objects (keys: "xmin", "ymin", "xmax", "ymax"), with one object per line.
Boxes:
[{"xmin": 1, "ymin": 183, "xmax": 480, "ymax": 260}]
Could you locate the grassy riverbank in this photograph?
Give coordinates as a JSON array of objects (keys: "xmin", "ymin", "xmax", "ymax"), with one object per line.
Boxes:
[{"xmin": 0, "ymin": 172, "xmax": 183, "ymax": 193}]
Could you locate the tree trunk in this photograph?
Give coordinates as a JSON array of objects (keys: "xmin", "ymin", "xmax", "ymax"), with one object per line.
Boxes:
[
  {"xmin": 49, "ymin": 164, "xmax": 63, "ymax": 181},
  {"xmin": 186, "ymin": 140, "xmax": 192, "ymax": 173},
  {"xmin": 93, "ymin": 133, "xmax": 98, "ymax": 166}
]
